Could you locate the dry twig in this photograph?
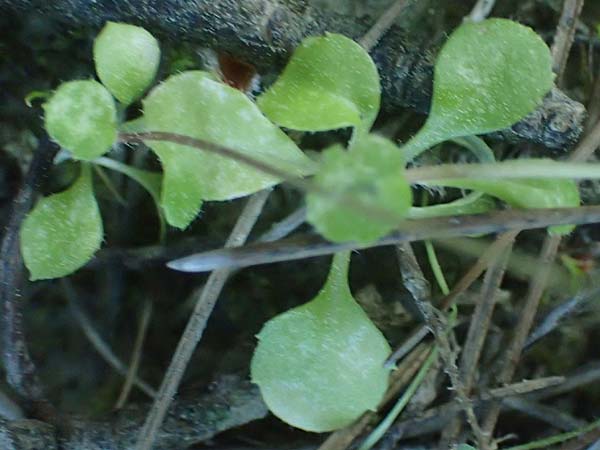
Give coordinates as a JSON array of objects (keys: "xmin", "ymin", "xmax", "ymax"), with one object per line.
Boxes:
[
  {"xmin": 64, "ymin": 280, "xmax": 157, "ymax": 399},
  {"xmin": 359, "ymin": 0, "xmax": 413, "ymax": 51},
  {"xmin": 0, "ymin": 137, "xmax": 58, "ymax": 420},
  {"xmin": 135, "ymin": 190, "xmax": 271, "ymax": 450},
  {"xmin": 317, "ymin": 344, "xmax": 431, "ymax": 450},
  {"xmin": 167, "ymin": 206, "xmax": 600, "ymax": 273},
  {"xmin": 551, "ymin": 0, "xmax": 585, "ymax": 83},
  {"xmin": 441, "ymin": 238, "xmax": 515, "ymax": 444},
  {"xmin": 468, "ymin": 0, "xmax": 496, "ymax": 22},
  {"xmin": 116, "ymin": 300, "xmax": 154, "ymax": 408}
]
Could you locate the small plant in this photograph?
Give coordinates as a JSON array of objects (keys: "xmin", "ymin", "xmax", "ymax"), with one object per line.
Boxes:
[{"xmin": 22, "ymin": 16, "xmax": 587, "ymax": 433}]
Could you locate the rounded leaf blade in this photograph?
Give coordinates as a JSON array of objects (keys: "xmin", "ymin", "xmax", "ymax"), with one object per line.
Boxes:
[
  {"xmin": 257, "ymin": 33, "xmax": 381, "ymax": 133},
  {"xmin": 20, "ymin": 166, "xmax": 103, "ymax": 280},
  {"xmin": 94, "ymin": 22, "xmax": 160, "ymax": 105},
  {"xmin": 44, "ymin": 80, "xmax": 117, "ymax": 160},
  {"xmin": 251, "ymin": 252, "xmax": 390, "ymax": 432}
]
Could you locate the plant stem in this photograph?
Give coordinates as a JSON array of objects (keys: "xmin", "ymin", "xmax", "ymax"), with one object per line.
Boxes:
[
  {"xmin": 357, "ymin": 346, "xmax": 439, "ymax": 450},
  {"xmin": 501, "ymin": 418, "xmax": 600, "ymax": 450},
  {"xmin": 406, "ymin": 159, "xmax": 600, "ymax": 184},
  {"xmin": 134, "ymin": 189, "xmax": 271, "ymax": 450},
  {"xmin": 424, "ymin": 241, "xmax": 450, "ymax": 295}
]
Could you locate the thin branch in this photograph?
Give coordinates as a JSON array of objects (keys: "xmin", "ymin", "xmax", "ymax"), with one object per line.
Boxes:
[
  {"xmin": 257, "ymin": 206, "xmax": 306, "ymax": 243},
  {"xmin": 586, "ymin": 69, "xmax": 600, "ymax": 131},
  {"xmin": 115, "ymin": 300, "xmax": 154, "ymax": 408},
  {"xmin": 481, "ymin": 235, "xmax": 562, "ymax": 445},
  {"xmin": 396, "ymin": 243, "xmax": 432, "ymax": 319},
  {"xmin": 551, "ymin": 0, "xmax": 585, "ymax": 82},
  {"xmin": 135, "ymin": 189, "xmax": 271, "ymax": 450},
  {"xmin": 460, "ymin": 243, "xmax": 513, "ymax": 387},
  {"xmin": 359, "ymin": 0, "xmax": 413, "ymax": 51},
  {"xmin": 468, "ymin": 246, "xmax": 512, "ymax": 368},
  {"xmin": 433, "ymin": 237, "xmax": 570, "ymax": 293},
  {"xmin": 526, "ymin": 361, "xmax": 600, "ymax": 401},
  {"xmin": 480, "ymin": 115, "xmax": 600, "ymax": 444},
  {"xmin": 525, "ymin": 286, "xmax": 600, "ymax": 349},
  {"xmin": 377, "ymin": 377, "xmax": 564, "ymax": 444},
  {"xmin": 468, "ymin": 0, "xmax": 496, "ymax": 22},
  {"xmin": 0, "ymin": 136, "xmax": 58, "ymax": 419},
  {"xmin": 441, "ymin": 239, "xmax": 514, "ymax": 444},
  {"xmin": 63, "ymin": 280, "xmax": 157, "ymax": 399},
  {"xmin": 571, "ymin": 117, "xmax": 600, "ymax": 161},
  {"xmin": 395, "ymin": 247, "xmax": 486, "ymax": 446},
  {"xmin": 502, "ymin": 397, "xmax": 586, "ymax": 431},
  {"xmin": 167, "ymin": 207, "xmax": 595, "ymax": 273}
]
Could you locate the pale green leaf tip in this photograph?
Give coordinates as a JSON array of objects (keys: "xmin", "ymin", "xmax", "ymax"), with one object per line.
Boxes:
[{"xmin": 94, "ymin": 21, "xmax": 160, "ymax": 105}]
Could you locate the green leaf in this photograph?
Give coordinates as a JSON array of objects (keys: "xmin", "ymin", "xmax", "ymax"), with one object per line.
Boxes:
[
  {"xmin": 306, "ymin": 134, "xmax": 412, "ymax": 243},
  {"xmin": 402, "ymin": 19, "xmax": 554, "ymax": 161},
  {"xmin": 251, "ymin": 252, "xmax": 390, "ymax": 432},
  {"xmin": 257, "ymin": 33, "xmax": 381, "ymax": 133},
  {"xmin": 143, "ymin": 71, "xmax": 315, "ymax": 228},
  {"xmin": 428, "ymin": 177, "xmax": 579, "ymax": 235},
  {"xmin": 44, "ymin": 80, "xmax": 117, "ymax": 160},
  {"xmin": 457, "ymin": 445, "xmax": 477, "ymax": 450},
  {"xmin": 20, "ymin": 165, "xmax": 103, "ymax": 280},
  {"xmin": 94, "ymin": 22, "xmax": 160, "ymax": 105}
]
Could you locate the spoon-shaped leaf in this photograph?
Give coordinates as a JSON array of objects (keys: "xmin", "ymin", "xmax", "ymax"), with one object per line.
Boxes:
[
  {"xmin": 402, "ymin": 19, "xmax": 554, "ymax": 161},
  {"xmin": 20, "ymin": 165, "xmax": 103, "ymax": 280},
  {"xmin": 44, "ymin": 80, "xmax": 117, "ymax": 160},
  {"xmin": 426, "ymin": 177, "xmax": 579, "ymax": 235},
  {"xmin": 143, "ymin": 71, "xmax": 316, "ymax": 229},
  {"xmin": 94, "ymin": 22, "xmax": 160, "ymax": 105},
  {"xmin": 257, "ymin": 33, "xmax": 381, "ymax": 133},
  {"xmin": 306, "ymin": 134, "xmax": 412, "ymax": 243},
  {"xmin": 251, "ymin": 252, "xmax": 390, "ymax": 432}
]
